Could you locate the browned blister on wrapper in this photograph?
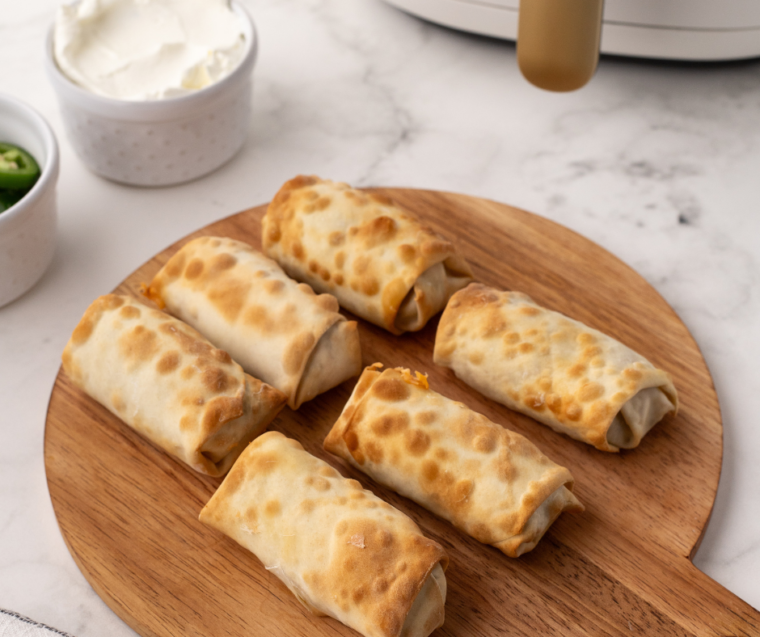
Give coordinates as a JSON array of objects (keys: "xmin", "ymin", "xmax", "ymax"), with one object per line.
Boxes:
[
  {"xmin": 262, "ymin": 176, "xmax": 473, "ymax": 334},
  {"xmin": 147, "ymin": 236, "xmax": 362, "ymax": 409},
  {"xmin": 62, "ymin": 294, "xmax": 286, "ymax": 476},
  {"xmin": 325, "ymin": 365, "xmax": 583, "ymax": 557},
  {"xmin": 434, "ymin": 283, "xmax": 679, "ymax": 452},
  {"xmin": 200, "ymin": 431, "xmax": 448, "ymax": 637}
]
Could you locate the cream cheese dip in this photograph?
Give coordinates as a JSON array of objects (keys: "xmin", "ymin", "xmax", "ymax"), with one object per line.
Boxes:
[{"xmin": 54, "ymin": 0, "xmax": 247, "ymax": 100}]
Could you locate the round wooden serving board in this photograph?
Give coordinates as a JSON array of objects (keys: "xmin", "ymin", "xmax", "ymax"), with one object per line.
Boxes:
[{"xmin": 45, "ymin": 189, "xmax": 760, "ymax": 636}]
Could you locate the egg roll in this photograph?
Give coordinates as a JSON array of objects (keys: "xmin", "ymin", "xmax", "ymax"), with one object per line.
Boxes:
[
  {"xmin": 200, "ymin": 431, "xmax": 448, "ymax": 637},
  {"xmin": 261, "ymin": 176, "xmax": 473, "ymax": 334},
  {"xmin": 61, "ymin": 294, "xmax": 287, "ymax": 476},
  {"xmin": 434, "ymin": 283, "xmax": 679, "ymax": 452},
  {"xmin": 145, "ymin": 236, "xmax": 362, "ymax": 409},
  {"xmin": 325, "ymin": 365, "xmax": 583, "ymax": 558}
]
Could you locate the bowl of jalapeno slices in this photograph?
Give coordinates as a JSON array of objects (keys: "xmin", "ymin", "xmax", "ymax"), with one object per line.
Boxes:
[{"xmin": 0, "ymin": 93, "xmax": 59, "ymax": 308}]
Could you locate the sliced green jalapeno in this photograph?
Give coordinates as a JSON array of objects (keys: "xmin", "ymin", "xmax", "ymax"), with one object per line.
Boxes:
[{"xmin": 0, "ymin": 142, "xmax": 41, "ymax": 191}]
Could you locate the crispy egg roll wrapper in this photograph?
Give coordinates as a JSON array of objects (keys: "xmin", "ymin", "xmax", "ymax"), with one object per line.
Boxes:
[
  {"xmin": 200, "ymin": 431, "xmax": 448, "ymax": 637},
  {"xmin": 146, "ymin": 236, "xmax": 362, "ymax": 409},
  {"xmin": 434, "ymin": 283, "xmax": 679, "ymax": 452},
  {"xmin": 61, "ymin": 295, "xmax": 287, "ymax": 476},
  {"xmin": 325, "ymin": 365, "xmax": 583, "ymax": 558},
  {"xmin": 262, "ymin": 176, "xmax": 473, "ymax": 334}
]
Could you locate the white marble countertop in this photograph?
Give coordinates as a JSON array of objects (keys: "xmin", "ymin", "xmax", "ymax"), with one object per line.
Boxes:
[{"xmin": 1, "ymin": 0, "xmax": 758, "ymax": 634}]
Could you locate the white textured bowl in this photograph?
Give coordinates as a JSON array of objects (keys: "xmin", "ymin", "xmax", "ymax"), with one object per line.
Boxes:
[
  {"xmin": 0, "ymin": 93, "xmax": 59, "ymax": 308},
  {"xmin": 45, "ymin": 3, "xmax": 257, "ymax": 187}
]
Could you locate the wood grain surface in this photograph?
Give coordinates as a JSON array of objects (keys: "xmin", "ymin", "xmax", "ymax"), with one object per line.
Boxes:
[{"xmin": 44, "ymin": 190, "xmax": 760, "ymax": 636}]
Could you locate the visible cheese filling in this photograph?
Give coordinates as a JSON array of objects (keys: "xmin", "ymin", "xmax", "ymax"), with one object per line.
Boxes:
[{"xmin": 606, "ymin": 387, "xmax": 675, "ymax": 449}]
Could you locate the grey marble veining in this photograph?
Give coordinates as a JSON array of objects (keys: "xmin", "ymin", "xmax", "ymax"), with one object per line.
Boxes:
[{"xmin": 0, "ymin": 0, "xmax": 758, "ymax": 634}]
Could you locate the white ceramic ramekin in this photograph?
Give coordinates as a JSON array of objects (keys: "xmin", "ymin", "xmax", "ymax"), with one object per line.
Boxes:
[
  {"xmin": 0, "ymin": 93, "xmax": 59, "ymax": 308},
  {"xmin": 45, "ymin": 3, "xmax": 257, "ymax": 187}
]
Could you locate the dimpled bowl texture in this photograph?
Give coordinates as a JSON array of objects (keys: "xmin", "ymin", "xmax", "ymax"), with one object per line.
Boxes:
[
  {"xmin": 45, "ymin": 3, "xmax": 257, "ymax": 187},
  {"xmin": 0, "ymin": 93, "xmax": 59, "ymax": 308}
]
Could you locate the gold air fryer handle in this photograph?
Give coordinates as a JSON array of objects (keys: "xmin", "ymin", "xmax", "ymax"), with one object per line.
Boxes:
[{"xmin": 517, "ymin": 0, "xmax": 604, "ymax": 92}]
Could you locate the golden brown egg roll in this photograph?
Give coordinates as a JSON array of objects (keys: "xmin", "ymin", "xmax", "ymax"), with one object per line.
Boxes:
[
  {"xmin": 200, "ymin": 431, "xmax": 448, "ymax": 637},
  {"xmin": 324, "ymin": 365, "xmax": 583, "ymax": 557},
  {"xmin": 434, "ymin": 283, "xmax": 679, "ymax": 452},
  {"xmin": 261, "ymin": 176, "xmax": 473, "ymax": 334},
  {"xmin": 61, "ymin": 294, "xmax": 287, "ymax": 476},
  {"xmin": 145, "ymin": 236, "xmax": 362, "ymax": 409}
]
